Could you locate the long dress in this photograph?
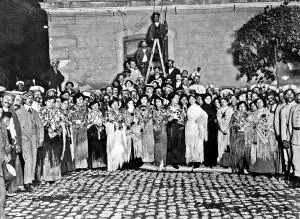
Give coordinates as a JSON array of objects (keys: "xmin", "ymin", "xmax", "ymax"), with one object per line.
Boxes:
[
  {"xmin": 166, "ymin": 103, "xmax": 186, "ymax": 165},
  {"xmin": 185, "ymin": 104, "xmax": 208, "ymax": 164},
  {"xmin": 152, "ymin": 106, "xmax": 168, "ymax": 167},
  {"xmin": 248, "ymin": 108, "xmax": 278, "ymax": 174},
  {"xmin": 217, "ymin": 106, "xmax": 234, "ymax": 162},
  {"xmin": 69, "ymin": 104, "xmax": 89, "ymax": 169},
  {"xmin": 229, "ymin": 110, "xmax": 249, "ymax": 173},
  {"xmin": 60, "ymin": 109, "xmax": 75, "ymax": 174},
  {"xmin": 139, "ymin": 105, "xmax": 155, "ymax": 163},
  {"xmin": 202, "ymin": 103, "xmax": 218, "ymax": 167},
  {"xmin": 105, "ymin": 109, "xmax": 126, "ymax": 171},
  {"xmin": 87, "ymin": 110, "xmax": 107, "ymax": 169},
  {"xmin": 122, "ymin": 109, "xmax": 143, "ymax": 168},
  {"xmin": 40, "ymin": 107, "xmax": 63, "ymax": 182}
]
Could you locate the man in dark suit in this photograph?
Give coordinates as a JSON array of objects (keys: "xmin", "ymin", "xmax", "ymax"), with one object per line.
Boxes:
[
  {"xmin": 147, "ymin": 12, "xmax": 168, "ymax": 63},
  {"xmin": 166, "ymin": 59, "xmax": 180, "ymax": 85},
  {"xmin": 40, "ymin": 59, "xmax": 65, "ymax": 91},
  {"xmin": 135, "ymin": 40, "xmax": 152, "ymax": 77}
]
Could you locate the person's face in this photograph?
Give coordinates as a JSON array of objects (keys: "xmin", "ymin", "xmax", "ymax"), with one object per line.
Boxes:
[
  {"xmin": 68, "ymin": 96, "xmax": 74, "ymax": 105},
  {"xmin": 239, "ymin": 103, "xmax": 247, "ymax": 112},
  {"xmin": 131, "ymin": 91, "xmax": 137, "ymax": 98},
  {"xmin": 197, "ymin": 96, "xmax": 203, "ymax": 106},
  {"xmin": 141, "ymin": 97, "xmax": 148, "ymax": 105},
  {"xmin": 152, "ymin": 82, "xmax": 158, "ymax": 88},
  {"xmin": 194, "ymin": 76, "xmax": 200, "ymax": 84},
  {"xmin": 182, "ymin": 71, "xmax": 188, "ymax": 77},
  {"xmin": 113, "ymin": 88, "xmax": 119, "ymax": 96},
  {"xmin": 154, "ymin": 14, "xmax": 159, "ymax": 22},
  {"xmin": 119, "ymin": 75, "xmax": 125, "ymax": 83},
  {"xmin": 251, "ymin": 93, "xmax": 258, "ymax": 101},
  {"xmin": 155, "ymin": 88, "xmax": 163, "ymax": 97},
  {"xmin": 182, "ymin": 78, "xmax": 189, "ymax": 86},
  {"xmin": 141, "ymin": 42, "xmax": 147, "ymax": 48},
  {"xmin": 91, "ymin": 103, "xmax": 99, "ymax": 110},
  {"xmin": 33, "ymin": 91, "xmax": 42, "ymax": 102},
  {"xmin": 122, "ymin": 91, "xmax": 130, "ymax": 98},
  {"xmin": 76, "ymin": 96, "xmax": 84, "ymax": 105},
  {"xmin": 138, "ymin": 78, "xmax": 145, "ymax": 86},
  {"xmin": 13, "ymin": 95, "xmax": 23, "ymax": 110},
  {"xmin": 296, "ymin": 93, "xmax": 300, "ymax": 103},
  {"xmin": 111, "ymin": 101, "xmax": 119, "ymax": 110},
  {"xmin": 2, "ymin": 95, "xmax": 13, "ymax": 108},
  {"xmin": 127, "ymin": 100, "xmax": 134, "ymax": 109},
  {"xmin": 181, "ymin": 96, "xmax": 188, "ymax": 106},
  {"xmin": 214, "ymin": 99, "xmax": 221, "ymax": 109},
  {"xmin": 239, "ymin": 94, "xmax": 247, "ymax": 102},
  {"xmin": 61, "ymin": 100, "xmax": 69, "ymax": 110},
  {"xmin": 221, "ymin": 99, "xmax": 228, "ymax": 107},
  {"xmin": 155, "ymin": 99, "xmax": 163, "ymax": 107},
  {"xmin": 247, "ymin": 92, "xmax": 252, "ymax": 100},
  {"xmin": 106, "ymin": 87, "xmax": 113, "ymax": 95},
  {"xmin": 146, "ymin": 87, "xmax": 154, "ymax": 95},
  {"xmin": 189, "ymin": 96, "xmax": 196, "ymax": 105},
  {"xmin": 154, "ymin": 68, "xmax": 160, "ymax": 74},
  {"xmin": 25, "ymin": 96, "xmax": 34, "ymax": 106},
  {"xmin": 55, "ymin": 98, "xmax": 62, "ymax": 109},
  {"xmin": 46, "ymin": 99, "xmax": 55, "ymax": 108},
  {"xmin": 126, "ymin": 81, "xmax": 133, "ymax": 88},
  {"xmin": 172, "ymin": 94, "xmax": 179, "ymax": 104},
  {"xmin": 256, "ymin": 99, "xmax": 264, "ymax": 109},
  {"xmin": 175, "ymin": 74, "xmax": 182, "ymax": 82},
  {"xmin": 104, "ymin": 95, "xmax": 110, "ymax": 103},
  {"xmin": 166, "ymin": 79, "xmax": 172, "ymax": 85},
  {"xmin": 84, "ymin": 98, "xmax": 90, "ymax": 106},
  {"xmin": 250, "ymin": 103, "xmax": 257, "ymax": 112},
  {"xmin": 231, "ymin": 96, "xmax": 237, "ymax": 106},
  {"xmin": 267, "ymin": 94, "xmax": 276, "ymax": 105},
  {"xmin": 66, "ymin": 83, "xmax": 73, "ymax": 90},
  {"xmin": 168, "ymin": 61, "xmax": 174, "ymax": 68},
  {"xmin": 184, "ymin": 89, "xmax": 190, "ymax": 96},
  {"xmin": 48, "ymin": 91, "xmax": 55, "ymax": 97},
  {"xmin": 130, "ymin": 61, "xmax": 136, "ymax": 69},
  {"xmin": 285, "ymin": 90, "xmax": 295, "ymax": 103},
  {"xmin": 279, "ymin": 93, "xmax": 285, "ymax": 103},
  {"xmin": 204, "ymin": 96, "xmax": 212, "ymax": 105}
]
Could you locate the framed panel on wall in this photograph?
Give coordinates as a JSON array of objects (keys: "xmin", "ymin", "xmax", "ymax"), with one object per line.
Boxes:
[{"xmin": 123, "ymin": 34, "xmax": 146, "ymax": 61}]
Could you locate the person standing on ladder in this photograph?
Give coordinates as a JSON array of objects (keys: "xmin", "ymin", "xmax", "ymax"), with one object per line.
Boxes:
[{"xmin": 147, "ymin": 12, "xmax": 168, "ymax": 65}]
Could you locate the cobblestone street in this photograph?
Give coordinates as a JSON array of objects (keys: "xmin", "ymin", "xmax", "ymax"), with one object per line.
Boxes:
[{"xmin": 5, "ymin": 169, "xmax": 300, "ymax": 219}]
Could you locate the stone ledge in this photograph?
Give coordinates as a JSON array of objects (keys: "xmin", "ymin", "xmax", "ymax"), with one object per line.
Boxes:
[{"xmin": 41, "ymin": 0, "xmax": 298, "ymax": 12}]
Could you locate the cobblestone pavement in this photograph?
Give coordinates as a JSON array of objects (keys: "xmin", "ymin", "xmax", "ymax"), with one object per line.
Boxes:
[{"xmin": 4, "ymin": 169, "xmax": 300, "ymax": 219}]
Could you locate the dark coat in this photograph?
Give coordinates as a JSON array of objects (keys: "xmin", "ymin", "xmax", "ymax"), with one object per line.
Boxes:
[
  {"xmin": 166, "ymin": 67, "xmax": 180, "ymax": 84},
  {"xmin": 41, "ymin": 68, "xmax": 65, "ymax": 91},
  {"xmin": 135, "ymin": 47, "xmax": 151, "ymax": 68}
]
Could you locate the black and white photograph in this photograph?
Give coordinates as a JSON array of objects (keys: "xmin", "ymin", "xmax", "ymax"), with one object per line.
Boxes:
[{"xmin": 0, "ymin": 0, "xmax": 300, "ymax": 218}]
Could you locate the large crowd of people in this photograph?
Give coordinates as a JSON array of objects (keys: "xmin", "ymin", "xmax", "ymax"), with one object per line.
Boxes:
[{"xmin": 1, "ymin": 55, "xmax": 300, "ymax": 217}]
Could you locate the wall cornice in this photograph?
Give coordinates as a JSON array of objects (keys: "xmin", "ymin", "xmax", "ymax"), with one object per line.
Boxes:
[{"xmin": 40, "ymin": 0, "xmax": 300, "ymax": 13}]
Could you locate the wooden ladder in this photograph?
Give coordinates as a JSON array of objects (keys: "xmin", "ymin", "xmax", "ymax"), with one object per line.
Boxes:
[{"xmin": 145, "ymin": 38, "xmax": 166, "ymax": 82}]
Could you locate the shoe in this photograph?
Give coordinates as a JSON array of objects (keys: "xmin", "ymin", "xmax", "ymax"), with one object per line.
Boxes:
[
  {"xmin": 172, "ymin": 164, "xmax": 179, "ymax": 169},
  {"xmin": 24, "ymin": 184, "xmax": 33, "ymax": 192}
]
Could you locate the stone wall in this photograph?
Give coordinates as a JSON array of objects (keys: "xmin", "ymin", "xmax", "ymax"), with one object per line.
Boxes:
[{"xmin": 41, "ymin": 1, "xmax": 282, "ymax": 88}]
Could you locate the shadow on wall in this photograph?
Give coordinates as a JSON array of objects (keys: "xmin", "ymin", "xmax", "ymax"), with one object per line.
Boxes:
[{"xmin": 0, "ymin": 0, "xmax": 49, "ymax": 90}]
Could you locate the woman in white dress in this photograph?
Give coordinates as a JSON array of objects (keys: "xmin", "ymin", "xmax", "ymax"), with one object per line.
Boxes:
[
  {"xmin": 105, "ymin": 97, "xmax": 127, "ymax": 171},
  {"xmin": 185, "ymin": 95, "xmax": 208, "ymax": 167},
  {"xmin": 217, "ymin": 97, "xmax": 234, "ymax": 163}
]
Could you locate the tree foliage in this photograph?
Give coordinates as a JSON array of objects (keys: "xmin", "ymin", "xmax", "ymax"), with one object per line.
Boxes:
[{"xmin": 231, "ymin": 4, "xmax": 300, "ymax": 82}]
